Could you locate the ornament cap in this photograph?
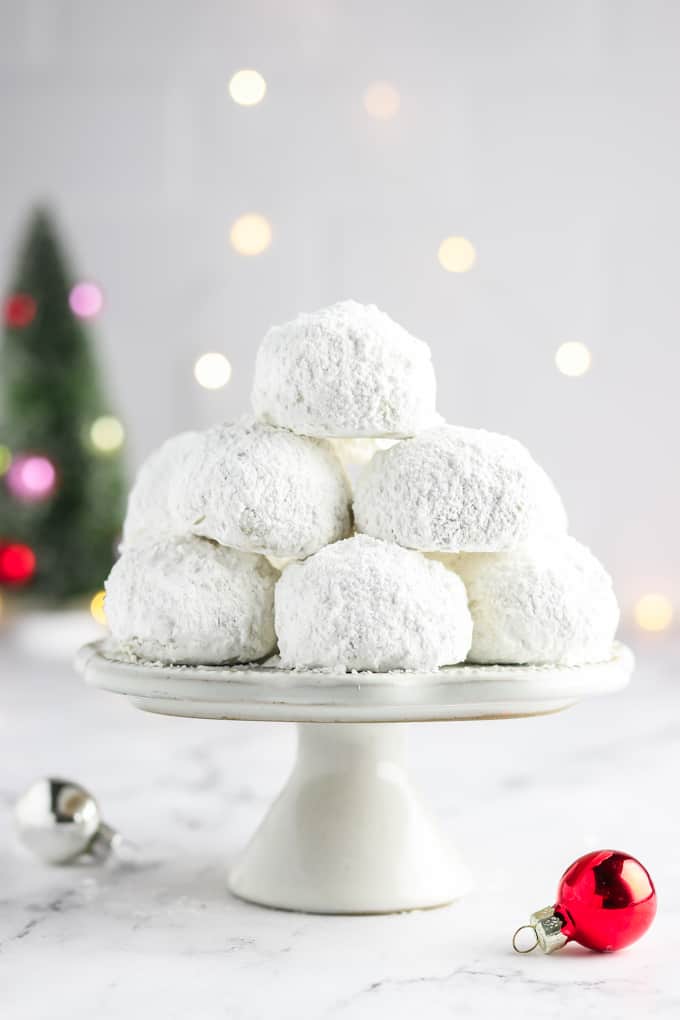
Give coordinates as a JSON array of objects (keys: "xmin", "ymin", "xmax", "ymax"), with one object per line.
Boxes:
[
  {"xmin": 530, "ymin": 905, "xmax": 569, "ymax": 953},
  {"xmin": 87, "ymin": 820, "xmax": 125, "ymax": 861},
  {"xmin": 513, "ymin": 905, "xmax": 568, "ymax": 954}
]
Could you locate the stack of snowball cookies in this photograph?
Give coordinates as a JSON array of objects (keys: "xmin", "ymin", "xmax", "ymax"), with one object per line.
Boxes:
[{"xmin": 105, "ymin": 300, "xmax": 619, "ymax": 672}]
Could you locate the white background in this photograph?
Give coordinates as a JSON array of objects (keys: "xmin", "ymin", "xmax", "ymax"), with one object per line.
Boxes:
[{"xmin": 1, "ymin": 0, "xmax": 678, "ymax": 626}]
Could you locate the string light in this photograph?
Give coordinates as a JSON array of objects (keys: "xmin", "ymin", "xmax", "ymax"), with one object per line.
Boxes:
[
  {"xmin": 230, "ymin": 214, "xmax": 272, "ymax": 256},
  {"xmin": 438, "ymin": 236, "xmax": 477, "ymax": 273},
  {"xmin": 229, "ymin": 69, "xmax": 267, "ymax": 106},
  {"xmin": 4, "ymin": 293, "xmax": 36, "ymax": 328},
  {"xmin": 194, "ymin": 352, "xmax": 232, "ymax": 390},
  {"xmin": 6, "ymin": 455, "xmax": 57, "ymax": 503},
  {"xmin": 0, "ymin": 543, "xmax": 36, "ymax": 585},
  {"xmin": 69, "ymin": 282, "xmax": 104, "ymax": 319},
  {"xmin": 555, "ymin": 341, "xmax": 591, "ymax": 377},
  {"xmin": 0, "ymin": 445, "xmax": 11, "ymax": 475},
  {"xmin": 634, "ymin": 593, "xmax": 673, "ymax": 632},
  {"xmin": 90, "ymin": 590, "xmax": 107, "ymax": 626},
  {"xmin": 90, "ymin": 416, "xmax": 125, "ymax": 453},
  {"xmin": 363, "ymin": 81, "xmax": 401, "ymax": 120}
]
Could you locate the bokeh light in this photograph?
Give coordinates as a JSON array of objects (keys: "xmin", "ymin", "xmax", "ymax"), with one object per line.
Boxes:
[
  {"xmin": 69, "ymin": 281, "xmax": 104, "ymax": 319},
  {"xmin": 438, "ymin": 236, "xmax": 477, "ymax": 273},
  {"xmin": 230, "ymin": 214, "xmax": 272, "ymax": 256},
  {"xmin": 90, "ymin": 590, "xmax": 107, "ymax": 626},
  {"xmin": 555, "ymin": 341, "xmax": 592, "ymax": 377},
  {"xmin": 363, "ymin": 81, "xmax": 401, "ymax": 120},
  {"xmin": 4, "ymin": 293, "xmax": 36, "ymax": 328},
  {"xmin": 229, "ymin": 69, "xmax": 267, "ymax": 106},
  {"xmin": 194, "ymin": 352, "xmax": 232, "ymax": 390},
  {"xmin": 0, "ymin": 543, "xmax": 36, "ymax": 585},
  {"xmin": 0, "ymin": 445, "xmax": 11, "ymax": 476},
  {"xmin": 634, "ymin": 593, "xmax": 673, "ymax": 632},
  {"xmin": 6, "ymin": 454, "xmax": 57, "ymax": 503},
  {"xmin": 90, "ymin": 416, "xmax": 125, "ymax": 453}
]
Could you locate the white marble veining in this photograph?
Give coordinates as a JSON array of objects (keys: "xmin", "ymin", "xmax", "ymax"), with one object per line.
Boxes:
[{"xmin": 1, "ymin": 630, "xmax": 679, "ymax": 1018}]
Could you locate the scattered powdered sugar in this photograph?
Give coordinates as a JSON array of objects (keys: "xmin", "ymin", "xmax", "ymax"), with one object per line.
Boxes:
[
  {"xmin": 168, "ymin": 419, "xmax": 352, "ymax": 559},
  {"xmin": 100, "ymin": 638, "xmax": 284, "ymax": 671},
  {"xmin": 251, "ymin": 300, "xmax": 440, "ymax": 438},
  {"xmin": 275, "ymin": 534, "xmax": 472, "ymax": 671},
  {"xmin": 105, "ymin": 534, "xmax": 278, "ymax": 665},
  {"xmin": 436, "ymin": 536, "xmax": 619, "ymax": 665},
  {"xmin": 122, "ymin": 431, "xmax": 199, "ymax": 550},
  {"xmin": 354, "ymin": 425, "xmax": 567, "ymax": 552}
]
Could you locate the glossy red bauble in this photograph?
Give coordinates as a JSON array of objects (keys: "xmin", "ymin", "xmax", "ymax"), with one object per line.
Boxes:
[{"xmin": 555, "ymin": 850, "xmax": 656, "ymax": 952}]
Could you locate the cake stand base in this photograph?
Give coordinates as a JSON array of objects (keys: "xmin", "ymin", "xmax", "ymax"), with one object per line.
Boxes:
[
  {"xmin": 229, "ymin": 723, "xmax": 468, "ymax": 914},
  {"xmin": 76, "ymin": 641, "xmax": 633, "ymax": 915}
]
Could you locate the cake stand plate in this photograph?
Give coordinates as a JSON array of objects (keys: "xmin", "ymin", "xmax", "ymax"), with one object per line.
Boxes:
[{"xmin": 76, "ymin": 641, "xmax": 633, "ymax": 915}]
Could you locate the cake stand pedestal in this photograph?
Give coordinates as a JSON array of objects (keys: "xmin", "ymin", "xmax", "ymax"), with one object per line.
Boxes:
[{"xmin": 76, "ymin": 642, "xmax": 633, "ymax": 915}]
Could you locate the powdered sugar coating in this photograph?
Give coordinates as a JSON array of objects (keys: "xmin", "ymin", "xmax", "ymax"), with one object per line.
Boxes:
[
  {"xmin": 438, "ymin": 536, "xmax": 619, "ymax": 665},
  {"xmin": 275, "ymin": 534, "xmax": 472, "ymax": 671},
  {"xmin": 251, "ymin": 300, "xmax": 439, "ymax": 437},
  {"xmin": 354, "ymin": 425, "xmax": 567, "ymax": 552},
  {"xmin": 105, "ymin": 535, "xmax": 278, "ymax": 665},
  {"xmin": 170, "ymin": 419, "xmax": 352, "ymax": 559},
  {"xmin": 122, "ymin": 431, "xmax": 198, "ymax": 550}
]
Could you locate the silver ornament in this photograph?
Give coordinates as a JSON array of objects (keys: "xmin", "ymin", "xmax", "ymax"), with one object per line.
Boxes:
[{"xmin": 14, "ymin": 778, "xmax": 121, "ymax": 865}]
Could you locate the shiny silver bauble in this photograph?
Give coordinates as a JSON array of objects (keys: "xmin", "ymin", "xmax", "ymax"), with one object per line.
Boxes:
[{"xmin": 15, "ymin": 778, "xmax": 119, "ymax": 865}]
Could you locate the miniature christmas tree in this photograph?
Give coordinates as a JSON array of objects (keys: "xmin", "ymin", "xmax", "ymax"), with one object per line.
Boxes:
[{"xmin": 0, "ymin": 207, "xmax": 126, "ymax": 602}]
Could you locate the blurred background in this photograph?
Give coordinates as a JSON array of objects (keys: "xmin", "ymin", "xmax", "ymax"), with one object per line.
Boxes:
[{"xmin": 1, "ymin": 0, "xmax": 678, "ymax": 646}]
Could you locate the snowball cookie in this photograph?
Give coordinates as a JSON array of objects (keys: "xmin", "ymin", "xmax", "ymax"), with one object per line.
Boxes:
[
  {"xmin": 354, "ymin": 425, "xmax": 567, "ymax": 553},
  {"xmin": 441, "ymin": 536, "xmax": 619, "ymax": 665},
  {"xmin": 251, "ymin": 300, "xmax": 439, "ymax": 437},
  {"xmin": 122, "ymin": 431, "xmax": 198, "ymax": 550},
  {"xmin": 171, "ymin": 419, "xmax": 352, "ymax": 559},
  {"xmin": 105, "ymin": 535, "xmax": 278, "ymax": 665},
  {"xmin": 275, "ymin": 534, "xmax": 472, "ymax": 671}
]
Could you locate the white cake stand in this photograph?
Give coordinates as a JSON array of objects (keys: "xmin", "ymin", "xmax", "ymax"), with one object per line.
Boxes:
[{"xmin": 76, "ymin": 641, "xmax": 633, "ymax": 915}]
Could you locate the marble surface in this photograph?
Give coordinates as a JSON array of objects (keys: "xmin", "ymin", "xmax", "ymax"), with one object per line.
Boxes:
[{"xmin": 1, "ymin": 626, "xmax": 678, "ymax": 1019}]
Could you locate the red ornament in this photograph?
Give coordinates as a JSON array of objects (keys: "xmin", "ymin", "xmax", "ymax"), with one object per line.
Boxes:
[
  {"xmin": 513, "ymin": 850, "xmax": 656, "ymax": 954},
  {"xmin": 0, "ymin": 543, "xmax": 36, "ymax": 585},
  {"xmin": 4, "ymin": 293, "xmax": 37, "ymax": 329}
]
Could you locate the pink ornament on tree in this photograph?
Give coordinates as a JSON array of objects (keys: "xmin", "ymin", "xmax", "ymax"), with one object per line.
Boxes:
[
  {"xmin": 69, "ymin": 281, "xmax": 103, "ymax": 319},
  {"xmin": 6, "ymin": 454, "xmax": 57, "ymax": 503}
]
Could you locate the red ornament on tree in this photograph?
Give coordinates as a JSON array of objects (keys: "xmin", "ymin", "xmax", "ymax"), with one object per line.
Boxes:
[
  {"xmin": 4, "ymin": 293, "xmax": 37, "ymax": 329},
  {"xmin": 513, "ymin": 850, "xmax": 656, "ymax": 954},
  {"xmin": 0, "ymin": 543, "xmax": 37, "ymax": 585}
]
